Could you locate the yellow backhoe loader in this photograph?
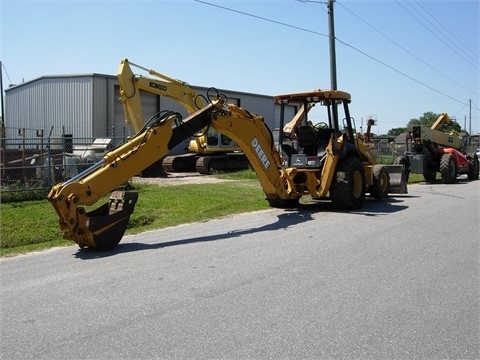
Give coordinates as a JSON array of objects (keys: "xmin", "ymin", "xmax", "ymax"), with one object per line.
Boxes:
[{"xmin": 48, "ymin": 61, "xmax": 407, "ymax": 251}]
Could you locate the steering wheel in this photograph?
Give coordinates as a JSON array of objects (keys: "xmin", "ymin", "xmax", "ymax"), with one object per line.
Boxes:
[{"xmin": 314, "ymin": 122, "xmax": 328, "ymax": 130}]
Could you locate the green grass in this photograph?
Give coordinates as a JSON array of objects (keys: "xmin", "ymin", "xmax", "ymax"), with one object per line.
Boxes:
[
  {"xmin": 123, "ymin": 181, "xmax": 268, "ymax": 235},
  {"xmin": 0, "ymin": 168, "xmax": 427, "ymax": 256},
  {"xmin": 407, "ymin": 173, "xmax": 426, "ymax": 183},
  {"xmin": 375, "ymin": 154, "xmax": 396, "ymax": 165},
  {"xmin": 0, "ymin": 174, "xmax": 267, "ymax": 256}
]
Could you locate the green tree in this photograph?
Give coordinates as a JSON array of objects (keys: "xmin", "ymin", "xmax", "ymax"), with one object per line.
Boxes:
[
  {"xmin": 406, "ymin": 111, "xmax": 462, "ymax": 133},
  {"xmin": 406, "ymin": 111, "xmax": 439, "ymax": 128},
  {"xmin": 387, "ymin": 127, "xmax": 407, "ymax": 137}
]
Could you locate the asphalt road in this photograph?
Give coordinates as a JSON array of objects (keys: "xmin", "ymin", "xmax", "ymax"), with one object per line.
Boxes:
[{"xmin": 1, "ymin": 178, "xmax": 479, "ymax": 360}]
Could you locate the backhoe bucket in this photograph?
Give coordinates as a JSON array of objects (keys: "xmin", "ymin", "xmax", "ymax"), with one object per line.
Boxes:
[
  {"xmin": 86, "ymin": 191, "xmax": 138, "ymax": 250},
  {"xmin": 386, "ymin": 165, "xmax": 408, "ymax": 194}
]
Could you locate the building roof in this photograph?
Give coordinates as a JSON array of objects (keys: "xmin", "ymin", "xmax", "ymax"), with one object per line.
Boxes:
[{"xmin": 5, "ymin": 73, "xmax": 114, "ymax": 92}]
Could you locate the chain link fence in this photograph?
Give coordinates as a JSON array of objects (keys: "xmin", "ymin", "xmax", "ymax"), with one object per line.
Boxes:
[
  {"xmin": 1, "ymin": 135, "xmax": 125, "ymax": 202},
  {"xmin": 1, "ymin": 133, "xmax": 478, "ymax": 203}
]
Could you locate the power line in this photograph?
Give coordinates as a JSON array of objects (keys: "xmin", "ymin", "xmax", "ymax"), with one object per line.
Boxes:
[
  {"xmin": 194, "ymin": 0, "xmax": 477, "ymax": 107},
  {"xmin": 413, "ymin": 0, "xmax": 478, "ymax": 62},
  {"xmin": 336, "ymin": 1, "xmax": 478, "ymax": 97},
  {"xmin": 335, "ymin": 38, "xmax": 467, "ymax": 104},
  {"xmin": 396, "ymin": 0, "xmax": 479, "ymax": 71},
  {"xmin": 194, "ymin": 0, "xmax": 329, "ymax": 39},
  {"xmin": 295, "ymin": 0, "xmax": 327, "ymax": 3},
  {"xmin": 1, "ymin": 62, "xmax": 13, "ymax": 84}
]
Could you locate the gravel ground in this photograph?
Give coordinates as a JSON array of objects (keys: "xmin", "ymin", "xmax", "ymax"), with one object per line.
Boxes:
[{"xmin": 131, "ymin": 172, "xmax": 233, "ymax": 186}]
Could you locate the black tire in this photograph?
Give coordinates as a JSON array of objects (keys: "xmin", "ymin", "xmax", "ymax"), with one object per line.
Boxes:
[
  {"xmin": 467, "ymin": 153, "xmax": 479, "ymax": 180},
  {"xmin": 267, "ymin": 197, "xmax": 300, "ymax": 208},
  {"xmin": 330, "ymin": 157, "xmax": 366, "ymax": 210},
  {"xmin": 370, "ymin": 164, "xmax": 390, "ymax": 200},
  {"xmin": 423, "ymin": 171, "xmax": 436, "ymax": 182},
  {"xmin": 393, "ymin": 156, "xmax": 410, "ymax": 182},
  {"xmin": 440, "ymin": 153, "xmax": 457, "ymax": 184}
]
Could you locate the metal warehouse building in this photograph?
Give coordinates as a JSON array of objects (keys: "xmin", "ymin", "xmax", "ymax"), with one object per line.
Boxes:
[{"xmin": 4, "ymin": 73, "xmax": 296, "ymax": 153}]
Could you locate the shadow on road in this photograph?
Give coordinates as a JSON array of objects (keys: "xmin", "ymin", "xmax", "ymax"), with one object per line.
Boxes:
[
  {"xmin": 357, "ymin": 196, "xmax": 411, "ymax": 216},
  {"xmin": 74, "ymin": 195, "xmax": 411, "ymax": 260},
  {"xmin": 74, "ymin": 209, "xmax": 314, "ymax": 259},
  {"xmin": 301, "ymin": 195, "xmax": 412, "ymax": 215}
]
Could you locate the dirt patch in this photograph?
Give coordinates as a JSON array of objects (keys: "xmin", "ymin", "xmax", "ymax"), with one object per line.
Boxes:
[{"xmin": 131, "ymin": 172, "xmax": 233, "ymax": 186}]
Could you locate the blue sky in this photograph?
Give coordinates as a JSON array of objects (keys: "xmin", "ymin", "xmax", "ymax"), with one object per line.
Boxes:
[{"xmin": 2, "ymin": 0, "xmax": 479, "ymax": 135}]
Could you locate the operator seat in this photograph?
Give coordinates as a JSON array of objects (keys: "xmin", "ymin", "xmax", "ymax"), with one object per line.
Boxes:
[
  {"xmin": 297, "ymin": 126, "xmax": 318, "ymax": 156},
  {"xmin": 316, "ymin": 128, "xmax": 329, "ymax": 151},
  {"xmin": 316, "ymin": 127, "xmax": 336, "ymax": 157}
]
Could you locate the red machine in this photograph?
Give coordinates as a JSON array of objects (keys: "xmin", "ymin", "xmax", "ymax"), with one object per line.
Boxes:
[{"xmin": 399, "ymin": 113, "xmax": 479, "ymax": 183}]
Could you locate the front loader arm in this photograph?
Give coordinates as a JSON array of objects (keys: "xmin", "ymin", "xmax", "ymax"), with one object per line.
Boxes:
[
  {"xmin": 282, "ymin": 102, "xmax": 314, "ymax": 134},
  {"xmin": 48, "ymin": 102, "xmax": 221, "ymax": 250}
]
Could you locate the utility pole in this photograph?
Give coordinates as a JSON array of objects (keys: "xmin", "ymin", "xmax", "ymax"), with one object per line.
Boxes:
[
  {"xmin": 469, "ymin": 99, "xmax": 471, "ymax": 135},
  {"xmin": 0, "ymin": 60, "xmax": 4, "ymax": 125},
  {"xmin": 327, "ymin": 0, "xmax": 337, "ymax": 91},
  {"xmin": 327, "ymin": 0, "xmax": 339, "ymax": 128},
  {"xmin": 0, "ymin": 60, "xmax": 5, "ymax": 148}
]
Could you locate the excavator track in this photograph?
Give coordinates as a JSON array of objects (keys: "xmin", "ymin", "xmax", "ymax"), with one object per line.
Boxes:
[
  {"xmin": 162, "ymin": 153, "xmax": 199, "ymax": 172},
  {"xmin": 163, "ymin": 153, "xmax": 250, "ymax": 174},
  {"xmin": 195, "ymin": 153, "xmax": 250, "ymax": 174}
]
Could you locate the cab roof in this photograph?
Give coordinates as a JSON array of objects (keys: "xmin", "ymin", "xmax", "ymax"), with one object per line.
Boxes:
[{"xmin": 273, "ymin": 90, "xmax": 351, "ymax": 104}]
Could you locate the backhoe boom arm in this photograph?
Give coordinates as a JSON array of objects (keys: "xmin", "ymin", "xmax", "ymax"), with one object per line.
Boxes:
[{"xmin": 48, "ymin": 102, "xmax": 221, "ymax": 250}]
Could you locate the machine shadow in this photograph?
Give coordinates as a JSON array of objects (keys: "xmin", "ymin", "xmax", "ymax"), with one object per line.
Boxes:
[
  {"xmin": 74, "ymin": 209, "xmax": 314, "ymax": 259},
  {"xmin": 74, "ymin": 196, "xmax": 411, "ymax": 260}
]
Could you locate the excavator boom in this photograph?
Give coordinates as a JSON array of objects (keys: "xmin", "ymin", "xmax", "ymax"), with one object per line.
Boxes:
[
  {"xmin": 117, "ymin": 58, "xmax": 249, "ymax": 174},
  {"xmin": 117, "ymin": 59, "xmax": 204, "ymax": 134}
]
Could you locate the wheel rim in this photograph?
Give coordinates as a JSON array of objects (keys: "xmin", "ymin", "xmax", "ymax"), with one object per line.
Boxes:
[
  {"xmin": 379, "ymin": 172, "xmax": 388, "ymax": 192},
  {"xmin": 450, "ymin": 159, "xmax": 456, "ymax": 178},
  {"xmin": 352, "ymin": 170, "xmax": 363, "ymax": 198}
]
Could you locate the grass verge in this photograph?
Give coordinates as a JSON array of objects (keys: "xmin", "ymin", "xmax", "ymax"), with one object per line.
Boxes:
[
  {"xmin": 0, "ymin": 175, "xmax": 267, "ymax": 256},
  {"xmin": 1, "ymin": 169, "xmax": 426, "ymax": 256}
]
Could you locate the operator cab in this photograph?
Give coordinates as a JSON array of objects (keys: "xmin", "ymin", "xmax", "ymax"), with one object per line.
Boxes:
[{"xmin": 274, "ymin": 90, "xmax": 353, "ymax": 168}]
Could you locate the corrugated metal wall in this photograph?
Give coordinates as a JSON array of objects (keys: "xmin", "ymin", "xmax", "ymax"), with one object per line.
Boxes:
[
  {"xmin": 5, "ymin": 74, "xmax": 302, "ymax": 153},
  {"xmin": 5, "ymin": 76, "xmax": 95, "ymax": 139},
  {"xmin": 92, "ymin": 76, "xmax": 108, "ymax": 139}
]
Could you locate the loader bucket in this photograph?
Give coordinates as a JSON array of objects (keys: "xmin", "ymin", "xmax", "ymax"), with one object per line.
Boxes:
[
  {"xmin": 386, "ymin": 165, "xmax": 408, "ymax": 194},
  {"xmin": 86, "ymin": 191, "xmax": 138, "ymax": 250}
]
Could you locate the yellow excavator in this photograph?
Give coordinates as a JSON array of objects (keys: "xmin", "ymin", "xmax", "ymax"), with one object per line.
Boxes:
[
  {"xmin": 48, "ymin": 61, "xmax": 407, "ymax": 251},
  {"xmin": 117, "ymin": 59, "xmax": 248, "ymax": 175}
]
